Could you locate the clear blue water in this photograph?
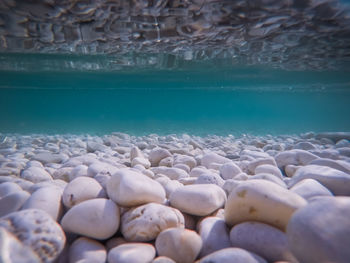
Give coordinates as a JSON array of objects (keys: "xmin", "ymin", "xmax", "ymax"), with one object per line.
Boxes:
[{"xmin": 1, "ymin": 1, "xmax": 350, "ymax": 135}]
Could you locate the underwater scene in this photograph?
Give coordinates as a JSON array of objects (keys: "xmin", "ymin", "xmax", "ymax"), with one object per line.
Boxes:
[{"xmin": 1, "ymin": 1, "xmax": 350, "ymax": 263}]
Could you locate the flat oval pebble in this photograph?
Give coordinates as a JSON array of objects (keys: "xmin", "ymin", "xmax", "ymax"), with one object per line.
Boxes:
[
  {"xmin": 61, "ymin": 198, "xmax": 120, "ymax": 240},
  {"xmin": 287, "ymin": 196, "xmax": 350, "ymax": 263},
  {"xmin": 62, "ymin": 176, "xmax": 105, "ymax": 208},
  {"xmin": 22, "ymin": 186, "xmax": 63, "ymax": 221},
  {"xmin": 0, "ymin": 182, "xmax": 22, "ymax": 198},
  {"xmin": 230, "ymin": 221, "xmax": 296, "ymax": 262},
  {"xmin": 198, "ymin": 217, "xmax": 231, "ymax": 257},
  {"xmin": 121, "ymin": 203, "xmax": 184, "ymax": 242},
  {"xmin": 198, "ymin": 248, "xmax": 267, "ymax": 263},
  {"xmin": 169, "ymin": 184, "xmax": 227, "ymax": 216},
  {"xmin": 289, "ymin": 164, "xmax": 350, "ymax": 195},
  {"xmin": 20, "ymin": 167, "xmax": 53, "ymax": 183},
  {"xmin": 108, "ymin": 243, "xmax": 156, "ymax": 263},
  {"xmin": 0, "ymin": 209, "xmax": 66, "ymax": 263},
  {"xmin": 149, "ymin": 148, "xmax": 172, "ymax": 166},
  {"xmin": 201, "ymin": 152, "xmax": 231, "ymax": 168},
  {"xmin": 0, "ymin": 190, "xmax": 30, "ymax": 217},
  {"xmin": 225, "ymin": 180, "xmax": 307, "ymax": 230},
  {"xmin": 69, "ymin": 237, "xmax": 106, "ymax": 263},
  {"xmin": 289, "ymin": 178, "xmax": 333, "ymax": 200},
  {"xmin": 220, "ymin": 162, "xmax": 242, "ymax": 180},
  {"xmin": 155, "ymin": 228, "xmax": 202, "ymax": 263},
  {"xmin": 0, "ymin": 227, "xmax": 40, "ymax": 263},
  {"xmin": 106, "ymin": 169, "xmax": 165, "ymax": 207}
]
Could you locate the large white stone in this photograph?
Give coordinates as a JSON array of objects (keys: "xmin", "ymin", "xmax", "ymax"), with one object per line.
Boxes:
[
  {"xmin": 108, "ymin": 243, "xmax": 156, "ymax": 263},
  {"xmin": 309, "ymin": 158, "xmax": 350, "ymax": 174},
  {"xmin": 22, "ymin": 186, "xmax": 63, "ymax": 221},
  {"xmin": 0, "ymin": 209, "xmax": 66, "ymax": 263},
  {"xmin": 32, "ymin": 152, "xmax": 68, "ymax": 164},
  {"xmin": 254, "ymin": 164, "xmax": 283, "ymax": 179},
  {"xmin": 0, "ymin": 182, "xmax": 22, "ymax": 198},
  {"xmin": 201, "ymin": 152, "xmax": 231, "ymax": 169},
  {"xmin": 68, "ymin": 164, "xmax": 88, "ymax": 181},
  {"xmin": 20, "ymin": 167, "xmax": 53, "ymax": 183},
  {"xmin": 169, "ymin": 184, "xmax": 227, "ymax": 216},
  {"xmin": 0, "ymin": 227, "xmax": 40, "ymax": 263},
  {"xmin": 220, "ymin": 162, "xmax": 242, "ymax": 180},
  {"xmin": 198, "ymin": 217, "xmax": 231, "ymax": 257},
  {"xmin": 275, "ymin": 149, "xmax": 318, "ymax": 170},
  {"xmin": 0, "ymin": 190, "xmax": 30, "ymax": 217},
  {"xmin": 121, "ymin": 203, "xmax": 184, "ymax": 242},
  {"xmin": 289, "ymin": 165, "xmax": 350, "ymax": 195},
  {"xmin": 61, "ymin": 198, "xmax": 120, "ymax": 240},
  {"xmin": 290, "ymin": 178, "xmax": 333, "ymax": 200},
  {"xmin": 106, "ymin": 169, "xmax": 165, "ymax": 207},
  {"xmin": 69, "ymin": 237, "xmax": 106, "ymax": 263},
  {"xmin": 230, "ymin": 221, "xmax": 296, "ymax": 262},
  {"xmin": 198, "ymin": 248, "xmax": 267, "ymax": 263},
  {"xmin": 149, "ymin": 148, "xmax": 172, "ymax": 166},
  {"xmin": 195, "ymin": 172, "xmax": 225, "ymax": 187},
  {"xmin": 131, "ymin": 157, "xmax": 151, "ymax": 169},
  {"xmin": 62, "ymin": 176, "xmax": 105, "ymax": 208},
  {"xmin": 173, "ymin": 155, "xmax": 197, "ymax": 169},
  {"xmin": 247, "ymin": 157, "xmax": 277, "ymax": 175},
  {"xmin": 287, "ymin": 197, "xmax": 350, "ymax": 263},
  {"xmin": 155, "ymin": 228, "xmax": 202, "ymax": 263},
  {"xmin": 225, "ymin": 180, "xmax": 307, "ymax": 230}
]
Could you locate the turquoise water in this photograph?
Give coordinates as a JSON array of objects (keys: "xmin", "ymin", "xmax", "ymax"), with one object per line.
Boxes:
[
  {"xmin": 1, "ymin": 1, "xmax": 350, "ymax": 135},
  {"xmin": 1, "ymin": 54, "xmax": 349, "ymax": 135}
]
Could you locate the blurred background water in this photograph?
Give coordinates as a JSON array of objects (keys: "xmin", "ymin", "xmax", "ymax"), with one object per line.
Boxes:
[{"xmin": 0, "ymin": 0, "xmax": 350, "ymax": 135}]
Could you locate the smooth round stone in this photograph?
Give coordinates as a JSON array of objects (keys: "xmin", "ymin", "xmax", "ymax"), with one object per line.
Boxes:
[
  {"xmin": 149, "ymin": 148, "xmax": 172, "ymax": 166},
  {"xmin": 290, "ymin": 178, "xmax": 333, "ymax": 200},
  {"xmin": 20, "ymin": 167, "xmax": 53, "ymax": 183},
  {"xmin": 152, "ymin": 256, "xmax": 176, "ymax": 263},
  {"xmin": 201, "ymin": 152, "xmax": 231, "ymax": 169},
  {"xmin": 198, "ymin": 217, "xmax": 231, "ymax": 257},
  {"xmin": 275, "ymin": 149, "xmax": 318, "ymax": 169},
  {"xmin": 309, "ymin": 158, "xmax": 350, "ymax": 174},
  {"xmin": 0, "ymin": 190, "xmax": 30, "ymax": 217},
  {"xmin": 121, "ymin": 203, "xmax": 184, "ymax": 242},
  {"xmin": 287, "ymin": 197, "xmax": 350, "ymax": 263},
  {"xmin": 173, "ymin": 163, "xmax": 190, "ymax": 173},
  {"xmin": 289, "ymin": 165, "xmax": 350, "ymax": 195},
  {"xmin": 0, "ymin": 209, "xmax": 66, "ymax": 263},
  {"xmin": 108, "ymin": 243, "xmax": 156, "ymax": 263},
  {"xmin": 159, "ymin": 156, "xmax": 173, "ymax": 167},
  {"xmin": 69, "ymin": 237, "xmax": 106, "ymax": 263},
  {"xmin": 247, "ymin": 157, "xmax": 277, "ymax": 175},
  {"xmin": 222, "ymin": 179, "xmax": 241, "ymax": 195},
  {"xmin": 0, "ymin": 182, "xmax": 22, "ymax": 198},
  {"xmin": 230, "ymin": 222, "xmax": 296, "ymax": 262},
  {"xmin": 169, "ymin": 184, "xmax": 227, "ymax": 216},
  {"xmin": 220, "ymin": 162, "xmax": 242, "ymax": 180},
  {"xmin": 198, "ymin": 248, "xmax": 267, "ymax": 263},
  {"xmin": 173, "ymin": 155, "xmax": 197, "ymax": 169},
  {"xmin": 61, "ymin": 198, "xmax": 120, "ymax": 240},
  {"xmin": 155, "ymin": 228, "xmax": 202, "ymax": 263},
  {"xmin": 0, "ymin": 227, "xmax": 40, "ymax": 263},
  {"xmin": 195, "ymin": 173, "xmax": 225, "ymax": 187},
  {"xmin": 254, "ymin": 164, "xmax": 283, "ymax": 179},
  {"xmin": 247, "ymin": 173, "xmax": 287, "ymax": 188},
  {"xmin": 62, "ymin": 176, "xmax": 106, "ymax": 208},
  {"xmin": 22, "ymin": 186, "xmax": 63, "ymax": 221},
  {"xmin": 225, "ymin": 180, "xmax": 307, "ymax": 230},
  {"xmin": 131, "ymin": 157, "xmax": 151, "ymax": 168},
  {"xmin": 106, "ymin": 169, "xmax": 165, "ymax": 207}
]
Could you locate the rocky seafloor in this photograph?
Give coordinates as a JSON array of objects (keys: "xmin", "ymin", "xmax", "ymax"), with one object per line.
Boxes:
[{"xmin": 0, "ymin": 131, "xmax": 350, "ymax": 263}]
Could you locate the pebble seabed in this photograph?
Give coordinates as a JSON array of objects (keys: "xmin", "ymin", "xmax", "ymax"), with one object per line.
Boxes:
[{"xmin": 0, "ymin": 132, "xmax": 350, "ymax": 263}]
